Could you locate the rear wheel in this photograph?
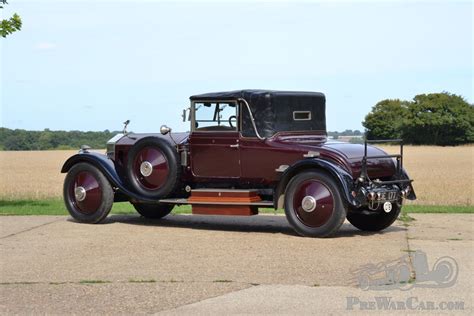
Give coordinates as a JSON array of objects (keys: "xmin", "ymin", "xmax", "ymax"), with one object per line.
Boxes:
[
  {"xmin": 63, "ymin": 162, "xmax": 114, "ymax": 223},
  {"xmin": 284, "ymin": 171, "xmax": 346, "ymax": 237},
  {"xmin": 346, "ymin": 203, "xmax": 401, "ymax": 231},
  {"xmin": 133, "ymin": 203, "xmax": 173, "ymax": 219}
]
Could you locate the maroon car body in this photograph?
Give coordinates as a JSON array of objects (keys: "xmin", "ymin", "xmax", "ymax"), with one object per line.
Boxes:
[{"xmin": 61, "ymin": 90, "xmax": 416, "ymax": 237}]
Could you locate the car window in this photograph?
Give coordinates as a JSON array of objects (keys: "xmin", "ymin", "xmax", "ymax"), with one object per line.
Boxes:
[{"xmin": 194, "ymin": 102, "xmax": 238, "ymax": 131}]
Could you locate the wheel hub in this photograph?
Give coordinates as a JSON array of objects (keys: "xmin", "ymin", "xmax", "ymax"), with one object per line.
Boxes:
[
  {"xmin": 74, "ymin": 186, "xmax": 87, "ymax": 202},
  {"xmin": 140, "ymin": 161, "xmax": 153, "ymax": 177},
  {"xmin": 301, "ymin": 196, "xmax": 317, "ymax": 213},
  {"xmin": 383, "ymin": 201, "xmax": 392, "ymax": 213}
]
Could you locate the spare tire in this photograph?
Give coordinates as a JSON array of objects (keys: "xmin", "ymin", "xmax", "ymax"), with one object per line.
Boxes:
[{"xmin": 126, "ymin": 137, "xmax": 181, "ymax": 199}]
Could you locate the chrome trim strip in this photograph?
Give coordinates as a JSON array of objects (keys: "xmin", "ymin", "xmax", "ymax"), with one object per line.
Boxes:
[{"xmin": 237, "ymin": 98, "xmax": 266, "ymax": 141}]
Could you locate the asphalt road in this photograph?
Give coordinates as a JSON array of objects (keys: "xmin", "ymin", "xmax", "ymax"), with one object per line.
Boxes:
[{"xmin": 0, "ymin": 213, "xmax": 472, "ymax": 314}]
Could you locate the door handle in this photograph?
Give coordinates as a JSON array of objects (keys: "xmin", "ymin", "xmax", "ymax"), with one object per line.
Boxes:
[{"xmin": 230, "ymin": 144, "xmax": 239, "ymax": 148}]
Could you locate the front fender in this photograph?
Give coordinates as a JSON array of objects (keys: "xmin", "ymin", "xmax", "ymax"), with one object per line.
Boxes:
[
  {"xmin": 61, "ymin": 152, "xmax": 156, "ymax": 202},
  {"xmin": 275, "ymin": 158, "xmax": 359, "ymax": 209}
]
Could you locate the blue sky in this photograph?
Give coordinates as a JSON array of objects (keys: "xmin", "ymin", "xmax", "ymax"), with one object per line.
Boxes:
[{"xmin": 1, "ymin": 0, "xmax": 472, "ymax": 133}]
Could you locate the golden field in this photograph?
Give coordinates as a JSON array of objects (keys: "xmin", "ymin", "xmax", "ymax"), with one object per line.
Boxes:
[
  {"xmin": 378, "ymin": 145, "xmax": 473, "ymax": 206},
  {"xmin": 0, "ymin": 146, "xmax": 472, "ymax": 206}
]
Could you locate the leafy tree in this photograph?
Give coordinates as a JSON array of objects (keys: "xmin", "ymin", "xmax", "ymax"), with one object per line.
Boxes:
[
  {"xmin": 403, "ymin": 93, "xmax": 474, "ymax": 145},
  {"xmin": 362, "ymin": 99, "xmax": 410, "ymax": 140},
  {"xmin": 1, "ymin": 0, "xmax": 22, "ymax": 38},
  {"xmin": 0, "ymin": 128, "xmax": 120, "ymax": 150},
  {"xmin": 363, "ymin": 93, "xmax": 474, "ymax": 145}
]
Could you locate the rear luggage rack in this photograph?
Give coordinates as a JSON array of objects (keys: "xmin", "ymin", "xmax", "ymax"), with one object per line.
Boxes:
[{"xmin": 361, "ymin": 139, "xmax": 413, "ymax": 187}]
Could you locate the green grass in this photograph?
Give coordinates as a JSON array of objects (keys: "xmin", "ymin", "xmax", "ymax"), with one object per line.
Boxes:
[
  {"xmin": 79, "ymin": 280, "xmax": 111, "ymax": 284},
  {"xmin": 128, "ymin": 279, "xmax": 156, "ymax": 283},
  {"xmin": 0, "ymin": 199, "xmax": 472, "ymax": 216},
  {"xmin": 0, "ymin": 199, "xmax": 191, "ymax": 216},
  {"xmin": 403, "ymin": 205, "xmax": 473, "ymax": 213}
]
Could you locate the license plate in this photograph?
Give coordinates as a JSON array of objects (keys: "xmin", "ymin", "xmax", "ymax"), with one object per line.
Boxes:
[{"xmin": 378, "ymin": 191, "xmax": 398, "ymax": 201}]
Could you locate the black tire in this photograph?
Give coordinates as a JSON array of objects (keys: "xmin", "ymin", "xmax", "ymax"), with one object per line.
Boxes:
[
  {"xmin": 284, "ymin": 171, "xmax": 347, "ymax": 237},
  {"xmin": 346, "ymin": 203, "xmax": 401, "ymax": 231},
  {"xmin": 133, "ymin": 203, "xmax": 174, "ymax": 219},
  {"xmin": 63, "ymin": 162, "xmax": 114, "ymax": 224},
  {"xmin": 126, "ymin": 137, "xmax": 181, "ymax": 199}
]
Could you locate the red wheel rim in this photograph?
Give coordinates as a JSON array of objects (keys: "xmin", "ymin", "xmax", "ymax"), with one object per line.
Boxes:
[
  {"xmin": 68, "ymin": 171, "xmax": 102, "ymax": 214},
  {"xmin": 132, "ymin": 147, "xmax": 169, "ymax": 190},
  {"xmin": 292, "ymin": 179, "xmax": 334, "ymax": 227}
]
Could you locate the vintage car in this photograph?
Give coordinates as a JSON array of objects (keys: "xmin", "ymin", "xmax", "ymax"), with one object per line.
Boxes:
[{"xmin": 61, "ymin": 90, "xmax": 416, "ymax": 237}]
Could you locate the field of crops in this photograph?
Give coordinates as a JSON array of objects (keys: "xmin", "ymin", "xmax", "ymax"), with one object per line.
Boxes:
[{"xmin": 0, "ymin": 146, "xmax": 472, "ymax": 206}]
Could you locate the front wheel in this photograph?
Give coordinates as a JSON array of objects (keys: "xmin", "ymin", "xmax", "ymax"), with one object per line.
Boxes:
[
  {"xmin": 346, "ymin": 203, "xmax": 401, "ymax": 231},
  {"xmin": 133, "ymin": 203, "xmax": 173, "ymax": 219},
  {"xmin": 284, "ymin": 171, "xmax": 347, "ymax": 237},
  {"xmin": 63, "ymin": 162, "xmax": 114, "ymax": 223}
]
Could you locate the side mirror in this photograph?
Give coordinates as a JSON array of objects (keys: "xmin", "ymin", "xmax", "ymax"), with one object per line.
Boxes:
[
  {"xmin": 160, "ymin": 125, "xmax": 172, "ymax": 135},
  {"xmin": 182, "ymin": 109, "xmax": 187, "ymax": 122},
  {"xmin": 182, "ymin": 108, "xmax": 191, "ymax": 122}
]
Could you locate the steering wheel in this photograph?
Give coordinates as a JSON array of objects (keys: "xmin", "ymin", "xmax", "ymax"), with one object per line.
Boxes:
[{"xmin": 228, "ymin": 115, "xmax": 237, "ymax": 129}]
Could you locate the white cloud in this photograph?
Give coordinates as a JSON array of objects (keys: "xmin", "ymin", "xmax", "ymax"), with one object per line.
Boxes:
[{"xmin": 35, "ymin": 42, "xmax": 57, "ymax": 50}]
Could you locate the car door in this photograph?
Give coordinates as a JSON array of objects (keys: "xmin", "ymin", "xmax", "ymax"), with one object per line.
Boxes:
[{"xmin": 189, "ymin": 101, "xmax": 240, "ymax": 178}]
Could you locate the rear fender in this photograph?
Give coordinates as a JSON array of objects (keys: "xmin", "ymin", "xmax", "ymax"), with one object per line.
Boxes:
[
  {"xmin": 275, "ymin": 158, "xmax": 359, "ymax": 209},
  {"xmin": 61, "ymin": 152, "xmax": 156, "ymax": 202},
  {"xmin": 400, "ymin": 168, "xmax": 417, "ymax": 200}
]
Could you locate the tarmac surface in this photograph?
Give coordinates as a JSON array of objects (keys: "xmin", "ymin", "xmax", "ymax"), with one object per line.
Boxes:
[{"xmin": 0, "ymin": 213, "xmax": 472, "ymax": 314}]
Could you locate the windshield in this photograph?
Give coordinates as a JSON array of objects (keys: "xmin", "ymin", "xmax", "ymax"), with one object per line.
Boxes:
[{"xmin": 193, "ymin": 102, "xmax": 238, "ymax": 132}]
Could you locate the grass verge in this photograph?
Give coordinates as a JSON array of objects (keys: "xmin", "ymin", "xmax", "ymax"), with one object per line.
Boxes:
[{"xmin": 0, "ymin": 199, "xmax": 472, "ymax": 216}]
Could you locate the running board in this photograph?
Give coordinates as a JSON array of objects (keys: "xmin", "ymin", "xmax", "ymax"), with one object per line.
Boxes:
[
  {"xmin": 160, "ymin": 189, "xmax": 274, "ymax": 216},
  {"xmin": 159, "ymin": 198, "xmax": 274, "ymax": 207}
]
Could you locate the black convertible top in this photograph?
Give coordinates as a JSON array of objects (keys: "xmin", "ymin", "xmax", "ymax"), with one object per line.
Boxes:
[
  {"xmin": 190, "ymin": 90, "xmax": 326, "ymax": 138},
  {"xmin": 190, "ymin": 89, "xmax": 325, "ymax": 101}
]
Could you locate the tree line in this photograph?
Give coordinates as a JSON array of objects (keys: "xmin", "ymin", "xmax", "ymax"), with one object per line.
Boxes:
[
  {"xmin": 328, "ymin": 129, "xmax": 363, "ymax": 138},
  {"xmin": 363, "ymin": 92, "xmax": 473, "ymax": 146},
  {"xmin": 0, "ymin": 128, "xmax": 119, "ymax": 150}
]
